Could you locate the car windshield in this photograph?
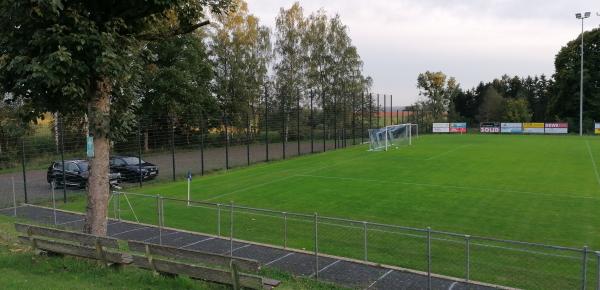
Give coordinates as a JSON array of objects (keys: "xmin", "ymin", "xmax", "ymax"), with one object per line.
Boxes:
[{"xmin": 121, "ymin": 157, "xmax": 145, "ymax": 165}]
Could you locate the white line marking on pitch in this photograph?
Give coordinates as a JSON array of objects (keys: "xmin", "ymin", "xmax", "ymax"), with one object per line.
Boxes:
[
  {"xmin": 426, "ymin": 144, "xmax": 472, "ymax": 160},
  {"xmin": 111, "ymin": 226, "xmax": 148, "ymax": 237},
  {"xmin": 144, "ymin": 231, "xmax": 180, "ymax": 242},
  {"xmin": 179, "ymin": 237, "xmax": 214, "ymax": 249},
  {"xmin": 448, "ymin": 281, "xmax": 459, "ymax": 290},
  {"xmin": 202, "ymin": 154, "xmax": 371, "ymax": 202},
  {"xmin": 585, "ymin": 140, "xmax": 600, "ymax": 187},
  {"xmin": 57, "ymin": 218, "xmax": 85, "ymax": 226},
  {"xmin": 265, "ymin": 252, "xmax": 294, "ymax": 266},
  {"xmin": 295, "ymin": 174, "xmax": 600, "ymax": 201},
  {"xmin": 227, "ymin": 244, "xmax": 251, "ymax": 254},
  {"xmin": 367, "ymin": 269, "xmax": 394, "ymax": 288},
  {"xmin": 310, "ymin": 260, "xmax": 341, "ymax": 277}
]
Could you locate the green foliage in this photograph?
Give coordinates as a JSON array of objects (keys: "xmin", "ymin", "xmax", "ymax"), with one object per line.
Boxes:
[
  {"xmin": 477, "ymin": 87, "xmax": 504, "ymax": 122},
  {"xmin": 210, "ymin": 0, "xmax": 272, "ymax": 125},
  {"xmin": 416, "ymin": 71, "xmax": 459, "ymax": 122},
  {"xmin": 503, "ymin": 98, "xmax": 532, "ymax": 122},
  {"xmin": 551, "ymin": 28, "xmax": 600, "ymax": 133},
  {"xmin": 0, "ymin": 0, "xmax": 232, "ymax": 135},
  {"xmin": 140, "ymin": 34, "xmax": 215, "ymax": 127}
]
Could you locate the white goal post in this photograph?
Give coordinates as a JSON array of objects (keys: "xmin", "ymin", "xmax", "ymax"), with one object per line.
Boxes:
[{"xmin": 368, "ymin": 123, "xmax": 416, "ymax": 151}]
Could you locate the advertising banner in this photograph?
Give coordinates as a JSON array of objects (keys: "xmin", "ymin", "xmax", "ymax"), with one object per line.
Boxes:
[
  {"xmin": 595, "ymin": 123, "xmax": 600, "ymax": 134},
  {"xmin": 523, "ymin": 122, "xmax": 545, "ymax": 134},
  {"xmin": 501, "ymin": 123, "xmax": 522, "ymax": 133},
  {"xmin": 432, "ymin": 123, "xmax": 450, "ymax": 133},
  {"xmin": 450, "ymin": 122, "xmax": 467, "ymax": 133},
  {"xmin": 544, "ymin": 123, "xmax": 568, "ymax": 134},
  {"xmin": 480, "ymin": 122, "xmax": 500, "ymax": 133}
]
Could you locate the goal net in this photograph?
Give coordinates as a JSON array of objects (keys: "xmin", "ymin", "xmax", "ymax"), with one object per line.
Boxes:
[{"xmin": 368, "ymin": 124, "xmax": 414, "ymax": 151}]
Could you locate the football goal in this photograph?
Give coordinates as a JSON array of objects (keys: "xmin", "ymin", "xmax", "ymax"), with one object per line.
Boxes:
[{"xmin": 368, "ymin": 123, "xmax": 416, "ymax": 151}]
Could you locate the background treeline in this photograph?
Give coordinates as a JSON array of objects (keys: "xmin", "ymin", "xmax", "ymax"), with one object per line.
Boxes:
[
  {"xmin": 0, "ymin": 0, "xmax": 373, "ymax": 145},
  {"xmin": 413, "ymin": 28, "xmax": 600, "ymax": 133}
]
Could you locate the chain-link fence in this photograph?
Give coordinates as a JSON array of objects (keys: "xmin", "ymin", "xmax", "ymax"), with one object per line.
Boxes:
[
  {"xmin": 0, "ymin": 92, "xmax": 432, "ymax": 207},
  {"xmin": 98, "ymin": 191, "xmax": 598, "ymax": 290}
]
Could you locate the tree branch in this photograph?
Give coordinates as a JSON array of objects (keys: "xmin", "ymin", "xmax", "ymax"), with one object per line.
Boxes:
[{"xmin": 136, "ymin": 20, "xmax": 211, "ymax": 41}]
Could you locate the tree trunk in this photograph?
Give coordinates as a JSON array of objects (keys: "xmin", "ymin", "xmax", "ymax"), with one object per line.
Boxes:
[{"xmin": 83, "ymin": 77, "xmax": 112, "ymax": 236}]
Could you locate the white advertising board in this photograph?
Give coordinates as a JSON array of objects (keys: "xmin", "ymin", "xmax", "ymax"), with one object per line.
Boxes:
[
  {"xmin": 432, "ymin": 123, "xmax": 450, "ymax": 133},
  {"xmin": 501, "ymin": 123, "xmax": 522, "ymax": 133},
  {"xmin": 544, "ymin": 123, "xmax": 568, "ymax": 134}
]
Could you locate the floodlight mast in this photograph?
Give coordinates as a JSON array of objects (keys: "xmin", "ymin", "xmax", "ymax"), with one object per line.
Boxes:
[{"xmin": 576, "ymin": 12, "xmax": 591, "ymax": 136}]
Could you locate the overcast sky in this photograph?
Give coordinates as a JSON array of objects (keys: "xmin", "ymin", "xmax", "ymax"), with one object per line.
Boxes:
[{"xmin": 246, "ymin": 0, "xmax": 599, "ymax": 106}]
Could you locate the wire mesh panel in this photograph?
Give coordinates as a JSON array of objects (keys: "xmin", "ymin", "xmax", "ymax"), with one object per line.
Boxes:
[
  {"xmin": 230, "ymin": 206, "xmax": 285, "ymax": 247},
  {"xmin": 469, "ymin": 237, "xmax": 584, "ymax": 290},
  {"xmin": 318, "ymin": 216, "xmax": 365, "ymax": 261},
  {"xmin": 366, "ymin": 223, "xmax": 428, "ymax": 272},
  {"xmin": 429, "ymin": 231, "xmax": 468, "ymax": 281},
  {"xmin": 284, "ymin": 212, "xmax": 316, "ymax": 252},
  {"xmin": 110, "ymin": 192, "xmax": 159, "ymax": 227},
  {"xmin": 163, "ymin": 198, "xmax": 218, "ymax": 236}
]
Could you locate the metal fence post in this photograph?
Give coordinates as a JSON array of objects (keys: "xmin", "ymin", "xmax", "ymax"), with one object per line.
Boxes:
[
  {"xmin": 200, "ymin": 117, "xmax": 205, "ymax": 176},
  {"xmin": 20, "ymin": 138, "xmax": 28, "ymax": 204},
  {"xmin": 59, "ymin": 115, "xmax": 67, "ymax": 202},
  {"xmin": 283, "ymin": 212, "xmax": 288, "ymax": 249},
  {"xmin": 310, "ymin": 91, "xmax": 314, "ymax": 153},
  {"xmin": 352, "ymin": 93, "xmax": 356, "ymax": 146},
  {"xmin": 138, "ymin": 120, "xmax": 143, "ymax": 187},
  {"xmin": 314, "ymin": 212, "xmax": 319, "ymax": 280},
  {"xmin": 583, "ymin": 246, "xmax": 589, "ymax": 290},
  {"xmin": 369, "ymin": 93, "xmax": 373, "ymax": 130},
  {"xmin": 595, "ymin": 251, "xmax": 600, "ymax": 290},
  {"xmin": 322, "ymin": 91, "xmax": 326, "ymax": 153},
  {"xmin": 217, "ymin": 203, "xmax": 221, "ymax": 236},
  {"xmin": 51, "ymin": 182, "xmax": 57, "ymax": 225},
  {"xmin": 363, "ymin": 221, "xmax": 368, "ymax": 261},
  {"xmin": 171, "ymin": 121, "xmax": 176, "ymax": 182},
  {"xmin": 282, "ymin": 95, "xmax": 287, "ymax": 160},
  {"xmin": 156, "ymin": 195, "xmax": 162, "ymax": 245},
  {"xmin": 265, "ymin": 88, "xmax": 269, "ymax": 162},
  {"xmin": 427, "ymin": 227, "xmax": 432, "ymax": 290},
  {"xmin": 297, "ymin": 89, "xmax": 301, "ymax": 156},
  {"xmin": 465, "ymin": 235, "xmax": 470, "ymax": 282},
  {"xmin": 246, "ymin": 111, "xmax": 251, "ymax": 166},
  {"xmin": 12, "ymin": 177, "xmax": 16, "ymax": 217},
  {"xmin": 224, "ymin": 114, "xmax": 229, "ymax": 170},
  {"xmin": 361, "ymin": 92, "xmax": 364, "ymax": 144},
  {"xmin": 230, "ymin": 202, "xmax": 234, "ymax": 257}
]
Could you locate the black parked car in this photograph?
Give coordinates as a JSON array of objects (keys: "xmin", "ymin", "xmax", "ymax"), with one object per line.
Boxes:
[
  {"xmin": 47, "ymin": 160, "xmax": 121, "ymax": 189},
  {"xmin": 109, "ymin": 156, "xmax": 159, "ymax": 182}
]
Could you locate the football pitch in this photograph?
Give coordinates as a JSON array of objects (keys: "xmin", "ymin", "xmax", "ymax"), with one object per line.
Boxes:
[{"xmin": 61, "ymin": 134, "xmax": 600, "ymax": 289}]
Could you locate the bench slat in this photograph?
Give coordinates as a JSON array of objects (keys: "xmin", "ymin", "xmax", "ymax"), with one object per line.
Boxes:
[
  {"xmin": 131, "ymin": 255, "xmax": 263, "ymax": 289},
  {"xmin": 17, "ymin": 236, "xmax": 132, "ymax": 264},
  {"xmin": 128, "ymin": 240, "xmax": 260, "ymax": 273},
  {"xmin": 15, "ymin": 223, "xmax": 119, "ymax": 249}
]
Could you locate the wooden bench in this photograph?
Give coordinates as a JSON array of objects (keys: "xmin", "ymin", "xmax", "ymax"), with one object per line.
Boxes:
[
  {"xmin": 14, "ymin": 223, "xmax": 132, "ymax": 267},
  {"xmin": 15, "ymin": 223, "xmax": 280, "ymax": 289},
  {"xmin": 128, "ymin": 240, "xmax": 280, "ymax": 289}
]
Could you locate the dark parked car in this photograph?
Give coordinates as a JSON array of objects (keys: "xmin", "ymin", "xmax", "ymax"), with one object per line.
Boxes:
[
  {"xmin": 47, "ymin": 160, "xmax": 121, "ymax": 189},
  {"xmin": 109, "ymin": 156, "xmax": 159, "ymax": 182}
]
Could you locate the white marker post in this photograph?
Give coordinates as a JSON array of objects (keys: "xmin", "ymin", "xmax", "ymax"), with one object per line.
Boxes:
[{"xmin": 187, "ymin": 171, "xmax": 192, "ymax": 206}]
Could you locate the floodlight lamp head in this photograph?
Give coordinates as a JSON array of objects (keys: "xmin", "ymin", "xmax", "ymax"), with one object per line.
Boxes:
[
  {"xmin": 576, "ymin": 13, "xmax": 582, "ymax": 19},
  {"xmin": 584, "ymin": 12, "xmax": 591, "ymax": 18}
]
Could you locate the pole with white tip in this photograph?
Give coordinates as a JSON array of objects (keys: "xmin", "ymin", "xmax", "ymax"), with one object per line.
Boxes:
[{"xmin": 187, "ymin": 171, "xmax": 191, "ymax": 206}]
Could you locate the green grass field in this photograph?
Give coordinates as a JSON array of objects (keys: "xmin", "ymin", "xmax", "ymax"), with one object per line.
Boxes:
[{"xmin": 60, "ymin": 134, "xmax": 600, "ymax": 289}]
